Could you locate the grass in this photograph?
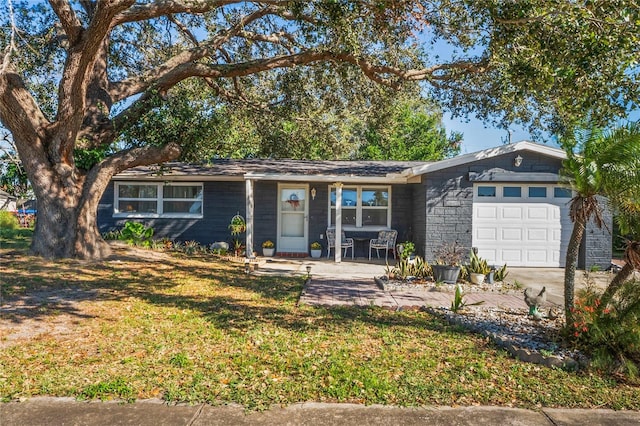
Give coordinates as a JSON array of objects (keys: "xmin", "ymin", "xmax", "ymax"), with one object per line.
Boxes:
[{"xmin": 1, "ymin": 230, "xmax": 639, "ymax": 410}]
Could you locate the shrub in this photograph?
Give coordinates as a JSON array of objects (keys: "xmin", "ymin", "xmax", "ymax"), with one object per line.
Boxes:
[
  {"xmin": 570, "ymin": 279, "xmax": 640, "ymax": 380},
  {"xmin": 0, "ymin": 211, "xmax": 20, "ymax": 230},
  {"xmin": 390, "ymin": 256, "xmax": 431, "ymax": 280},
  {"xmin": 118, "ymin": 221, "xmax": 154, "ymax": 247},
  {"xmin": 493, "ymin": 264, "xmax": 509, "ymax": 282},
  {"xmin": 102, "ymin": 229, "xmax": 122, "ymax": 240}
]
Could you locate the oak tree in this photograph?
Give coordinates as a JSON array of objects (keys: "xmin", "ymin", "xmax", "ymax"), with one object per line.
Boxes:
[{"xmin": 0, "ymin": 1, "xmax": 638, "ymax": 259}]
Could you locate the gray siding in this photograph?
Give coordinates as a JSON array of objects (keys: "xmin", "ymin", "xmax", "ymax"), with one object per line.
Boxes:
[
  {"xmin": 99, "ymin": 181, "xmax": 247, "ymax": 245},
  {"xmin": 580, "ymin": 196, "xmax": 613, "ymax": 270},
  {"xmin": 98, "ymin": 180, "xmax": 414, "ymax": 256}
]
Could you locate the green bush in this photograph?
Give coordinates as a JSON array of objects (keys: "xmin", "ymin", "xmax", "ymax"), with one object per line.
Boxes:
[
  {"xmin": 118, "ymin": 221, "xmax": 154, "ymax": 247},
  {"xmin": 389, "ymin": 256, "xmax": 431, "ymax": 280},
  {"xmin": 571, "ymin": 280, "xmax": 640, "ymax": 380},
  {"xmin": 0, "ymin": 211, "xmax": 19, "ymax": 230}
]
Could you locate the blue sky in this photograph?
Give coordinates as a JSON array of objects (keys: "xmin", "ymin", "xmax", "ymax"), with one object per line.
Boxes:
[
  {"xmin": 446, "ymin": 109, "xmax": 640, "ymax": 154},
  {"xmin": 442, "ymin": 115, "xmax": 543, "ymax": 154}
]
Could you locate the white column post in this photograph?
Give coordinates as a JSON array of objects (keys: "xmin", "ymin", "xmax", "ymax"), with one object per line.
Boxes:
[
  {"xmin": 335, "ymin": 182, "xmax": 343, "ymax": 263},
  {"xmin": 245, "ymin": 179, "xmax": 255, "ymax": 259}
]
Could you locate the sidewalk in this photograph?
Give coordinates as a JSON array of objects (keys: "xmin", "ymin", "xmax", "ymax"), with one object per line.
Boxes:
[{"xmin": 2, "ymin": 398, "xmax": 639, "ymax": 426}]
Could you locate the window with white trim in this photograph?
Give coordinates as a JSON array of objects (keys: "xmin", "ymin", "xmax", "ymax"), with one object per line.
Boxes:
[
  {"xmin": 329, "ymin": 185, "xmax": 390, "ymax": 228},
  {"xmin": 114, "ymin": 182, "xmax": 203, "ymax": 218}
]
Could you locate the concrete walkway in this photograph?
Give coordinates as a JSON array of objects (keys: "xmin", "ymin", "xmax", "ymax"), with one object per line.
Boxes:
[
  {"xmin": 255, "ymin": 257, "xmax": 615, "ymax": 309},
  {"xmin": 4, "ymin": 258, "xmax": 638, "ymax": 425},
  {"xmin": 2, "ymin": 398, "xmax": 640, "ymax": 426}
]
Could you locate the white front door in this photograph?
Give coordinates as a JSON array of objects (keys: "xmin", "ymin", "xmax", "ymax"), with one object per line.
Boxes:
[{"xmin": 277, "ymin": 184, "xmax": 308, "ymax": 253}]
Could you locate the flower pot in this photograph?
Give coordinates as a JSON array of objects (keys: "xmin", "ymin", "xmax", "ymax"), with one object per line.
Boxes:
[
  {"xmin": 432, "ymin": 265, "xmax": 461, "ymax": 284},
  {"xmin": 486, "ymin": 270, "xmax": 495, "ymax": 284},
  {"xmin": 310, "ymin": 249, "xmax": 322, "ymax": 258},
  {"xmin": 470, "ymin": 272, "xmax": 486, "ymax": 285},
  {"xmin": 262, "ymin": 247, "xmax": 275, "ymax": 257}
]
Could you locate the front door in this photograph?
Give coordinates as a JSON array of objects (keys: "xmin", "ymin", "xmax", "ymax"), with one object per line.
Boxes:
[{"xmin": 277, "ymin": 184, "xmax": 308, "ymax": 253}]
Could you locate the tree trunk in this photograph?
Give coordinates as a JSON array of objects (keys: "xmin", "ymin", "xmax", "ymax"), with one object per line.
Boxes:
[
  {"xmin": 564, "ymin": 217, "xmax": 586, "ymax": 327},
  {"xmin": 28, "ymin": 170, "xmax": 111, "ymax": 259},
  {"xmin": 599, "ymin": 243, "xmax": 640, "ymax": 311}
]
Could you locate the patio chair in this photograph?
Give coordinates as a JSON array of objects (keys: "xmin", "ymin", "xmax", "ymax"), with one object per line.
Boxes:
[
  {"xmin": 326, "ymin": 228, "xmax": 354, "ymax": 259},
  {"xmin": 369, "ymin": 230, "xmax": 398, "ymax": 261}
]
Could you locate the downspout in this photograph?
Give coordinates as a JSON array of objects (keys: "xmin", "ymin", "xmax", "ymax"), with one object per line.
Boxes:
[
  {"xmin": 245, "ymin": 178, "xmax": 254, "ymax": 259},
  {"xmin": 335, "ymin": 182, "xmax": 342, "ymax": 263}
]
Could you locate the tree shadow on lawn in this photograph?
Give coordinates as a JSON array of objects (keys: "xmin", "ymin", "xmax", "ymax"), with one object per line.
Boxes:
[{"xmin": 1, "ymin": 250, "xmax": 464, "ymax": 343}]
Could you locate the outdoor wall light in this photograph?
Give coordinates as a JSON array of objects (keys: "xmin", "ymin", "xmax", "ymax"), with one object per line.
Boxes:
[
  {"xmin": 310, "ymin": 187, "xmax": 317, "ymax": 200},
  {"xmin": 514, "ymin": 155, "xmax": 523, "ymax": 167}
]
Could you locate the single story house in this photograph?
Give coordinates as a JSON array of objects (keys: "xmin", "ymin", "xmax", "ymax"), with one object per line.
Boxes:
[{"xmin": 97, "ymin": 141, "xmax": 612, "ymax": 269}]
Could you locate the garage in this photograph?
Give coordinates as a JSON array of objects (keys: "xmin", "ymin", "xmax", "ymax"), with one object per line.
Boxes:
[{"xmin": 472, "ymin": 183, "xmax": 573, "ymax": 267}]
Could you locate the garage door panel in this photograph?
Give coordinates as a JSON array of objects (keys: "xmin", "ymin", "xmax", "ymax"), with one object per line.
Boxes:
[
  {"xmin": 502, "ymin": 250, "xmax": 523, "ymax": 263},
  {"xmin": 526, "ymin": 250, "xmax": 549, "ymax": 263},
  {"xmin": 476, "ymin": 206, "xmax": 498, "ymax": 219},
  {"xmin": 502, "ymin": 207, "xmax": 523, "ymax": 219},
  {"xmin": 501, "ymin": 228, "xmax": 522, "ymax": 240},
  {"xmin": 527, "ymin": 207, "xmax": 549, "ymax": 220},
  {"xmin": 527, "ymin": 228, "xmax": 548, "ymax": 241},
  {"xmin": 476, "ymin": 228, "xmax": 497, "ymax": 241},
  {"xmin": 477, "ymin": 249, "xmax": 497, "ymax": 262}
]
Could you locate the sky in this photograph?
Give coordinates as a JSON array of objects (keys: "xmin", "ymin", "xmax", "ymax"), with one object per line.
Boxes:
[
  {"xmin": 443, "ymin": 115, "xmax": 545, "ymax": 154},
  {"xmin": 445, "ymin": 109, "xmax": 640, "ymax": 154}
]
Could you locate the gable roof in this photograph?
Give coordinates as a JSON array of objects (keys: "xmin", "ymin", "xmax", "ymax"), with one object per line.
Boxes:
[
  {"xmin": 400, "ymin": 141, "xmax": 566, "ymax": 178},
  {"xmin": 114, "ymin": 141, "xmax": 566, "ymax": 183}
]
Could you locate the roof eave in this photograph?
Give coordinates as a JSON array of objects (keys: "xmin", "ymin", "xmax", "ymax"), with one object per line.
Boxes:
[{"xmin": 402, "ymin": 141, "xmax": 567, "ymax": 178}]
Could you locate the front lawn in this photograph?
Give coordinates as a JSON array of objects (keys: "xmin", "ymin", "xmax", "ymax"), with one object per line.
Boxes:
[{"xmin": 1, "ymin": 234, "xmax": 638, "ymax": 410}]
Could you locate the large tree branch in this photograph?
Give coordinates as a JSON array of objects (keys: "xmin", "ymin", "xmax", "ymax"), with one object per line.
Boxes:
[
  {"xmin": 51, "ymin": 0, "xmax": 135, "ymax": 167},
  {"xmin": 48, "ymin": 0, "xmax": 83, "ymax": 44},
  {"xmin": 110, "ymin": 5, "xmax": 279, "ymax": 101},
  {"xmin": 112, "ymin": 0, "xmax": 288, "ymax": 25},
  {"xmin": 84, "ymin": 143, "xmax": 182, "ymax": 202},
  {"xmin": 120, "ymin": 49, "xmax": 489, "ymax": 100}
]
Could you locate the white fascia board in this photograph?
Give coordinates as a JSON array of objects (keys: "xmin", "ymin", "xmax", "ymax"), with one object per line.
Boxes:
[
  {"xmin": 112, "ymin": 174, "xmax": 243, "ymax": 182},
  {"xmin": 402, "ymin": 141, "xmax": 567, "ymax": 177},
  {"xmin": 243, "ymin": 173, "xmax": 408, "ymax": 184}
]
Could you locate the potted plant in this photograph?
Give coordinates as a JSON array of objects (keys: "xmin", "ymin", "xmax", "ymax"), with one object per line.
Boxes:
[
  {"xmin": 466, "ymin": 249, "xmax": 491, "ymax": 285},
  {"xmin": 432, "ymin": 241, "xmax": 465, "ymax": 284},
  {"xmin": 228, "ymin": 215, "xmax": 246, "ymax": 235},
  {"xmin": 262, "ymin": 240, "xmax": 275, "ymax": 257},
  {"xmin": 397, "ymin": 241, "xmax": 416, "ymax": 260},
  {"xmin": 310, "ymin": 241, "xmax": 322, "ymax": 258}
]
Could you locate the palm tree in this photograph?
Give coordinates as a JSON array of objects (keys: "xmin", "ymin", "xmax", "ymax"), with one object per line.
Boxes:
[{"xmin": 560, "ymin": 122, "xmax": 640, "ymax": 327}]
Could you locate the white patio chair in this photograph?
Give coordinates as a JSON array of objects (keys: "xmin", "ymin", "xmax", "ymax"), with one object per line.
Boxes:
[
  {"xmin": 369, "ymin": 230, "xmax": 398, "ymax": 261},
  {"xmin": 326, "ymin": 228, "xmax": 354, "ymax": 259}
]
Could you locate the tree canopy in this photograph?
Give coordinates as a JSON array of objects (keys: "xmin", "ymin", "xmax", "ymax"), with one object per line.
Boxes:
[{"xmin": 0, "ymin": 0, "xmax": 638, "ymax": 259}]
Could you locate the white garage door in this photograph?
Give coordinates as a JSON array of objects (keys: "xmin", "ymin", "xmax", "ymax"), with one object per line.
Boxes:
[{"xmin": 472, "ymin": 184, "xmax": 573, "ymax": 267}]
